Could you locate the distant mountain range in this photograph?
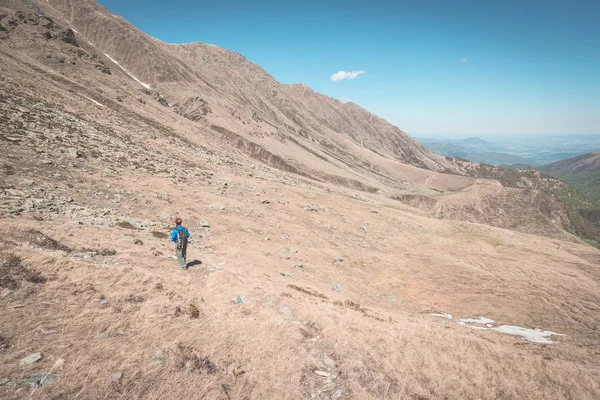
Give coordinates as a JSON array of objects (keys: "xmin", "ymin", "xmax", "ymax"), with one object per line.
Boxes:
[
  {"xmin": 415, "ymin": 137, "xmax": 535, "ymax": 166},
  {"xmin": 420, "ymin": 142, "xmax": 533, "ymax": 166},
  {"xmin": 415, "ymin": 136, "xmax": 600, "ymax": 167}
]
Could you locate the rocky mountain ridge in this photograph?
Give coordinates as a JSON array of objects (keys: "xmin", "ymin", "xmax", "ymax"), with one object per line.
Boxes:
[{"xmin": 32, "ymin": 0, "xmax": 457, "ymax": 173}]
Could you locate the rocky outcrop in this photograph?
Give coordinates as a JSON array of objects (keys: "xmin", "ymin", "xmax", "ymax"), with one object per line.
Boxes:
[
  {"xmin": 174, "ymin": 97, "xmax": 211, "ymax": 122},
  {"xmin": 55, "ymin": 28, "xmax": 78, "ymax": 46}
]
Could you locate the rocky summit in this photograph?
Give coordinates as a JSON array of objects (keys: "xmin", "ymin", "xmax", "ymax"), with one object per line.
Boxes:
[{"xmin": 0, "ymin": 1, "xmax": 599, "ymax": 399}]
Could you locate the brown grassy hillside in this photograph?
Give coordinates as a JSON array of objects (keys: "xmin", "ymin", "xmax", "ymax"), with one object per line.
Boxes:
[{"xmin": 1, "ymin": 2, "xmax": 599, "ymax": 399}]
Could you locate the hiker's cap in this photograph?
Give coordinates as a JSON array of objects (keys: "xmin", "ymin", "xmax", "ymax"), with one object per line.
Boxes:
[{"xmin": 175, "ymin": 217, "xmax": 182, "ymax": 225}]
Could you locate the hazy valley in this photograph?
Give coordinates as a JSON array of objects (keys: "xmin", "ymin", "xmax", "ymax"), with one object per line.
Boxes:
[{"xmin": 416, "ymin": 135, "xmax": 600, "ymax": 167}]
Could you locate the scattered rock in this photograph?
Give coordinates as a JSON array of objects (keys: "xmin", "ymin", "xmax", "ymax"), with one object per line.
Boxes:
[
  {"xmin": 55, "ymin": 28, "xmax": 78, "ymax": 46},
  {"xmin": 261, "ymin": 199, "xmax": 270, "ymax": 204},
  {"xmin": 315, "ymin": 370, "xmax": 330, "ymax": 377},
  {"xmin": 0, "ymin": 335, "xmax": 9, "ymax": 350},
  {"xmin": 155, "ymin": 349, "xmax": 165, "ymax": 365},
  {"xmin": 232, "ymin": 295, "xmax": 248, "ymax": 304},
  {"xmin": 332, "ymin": 387, "xmax": 344, "ymax": 399},
  {"xmin": 332, "ymin": 282, "xmax": 344, "ymax": 292},
  {"xmin": 6, "ymin": 188, "xmax": 25, "ymax": 196},
  {"xmin": 108, "ymin": 371, "xmax": 123, "ymax": 385},
  {"xmin": 305, "ymin": 204, "xmax": 319, "ymax": 211},
  {"xmin": 116, "ymin": 221, "xmax": 136, "ymax": 229},
  {"xmin": 293, "ymin": 263, "xmax": 304, "ymax": 269},
  {"xmin": 280, "ymin": 271, "xmax": 293, "ymax": 277},
  {"xmin": 289, "ymin": 246, "xmax": 298, "ymax": 254},
  {"xmin": 200, "ymin": 219, "xmax": 210, "ymax": 228},
  {"xmin": 133, "ymin": 238, "xmax": 143, "ymax": 245},
  {"xmin": 334, "ymin": 258, "xmax": 345, "ymax": 266},
  {"xmin": 278, "ymin": 251, "xmax": 290, "ymax": 260},
  {"xmin": 68, "ymin": 148, "xmax": 81, "ymax": 158},
  {"xmin": 95, "ymin": 63, "xmax": 111, "ymax": 74},
  {"xmin": 280, "ymin": 306, "xmax": 293, "ymax": 320},
  {"xmin": 174, "ymin": 96, "xmax": 211, "ymax": 122},
  {"xmin": 26, "ymin": 374, "xmax": 56, "ymax": 388},
  {"xmin": 19, "ymin": 352, "xmax": 42, "ymax": 365},
  {"xmin": 38, "ymin": 327, "xmax": 58, "ymax": 335},
  {"xmin": 0, "ymin": 378, "xmax": 15, "ymax": 387},
  {"xmin": 125, "ymin": 294, "xmax": 145, "ymax": 303},
  {"xmin": 207, "ymin": 203, "xmax": 225, "ymax": 211}
]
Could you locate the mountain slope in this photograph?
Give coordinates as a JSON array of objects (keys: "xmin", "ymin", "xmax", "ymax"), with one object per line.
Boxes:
[
  {"xmin": 538, "ymin": 152, "xmax": 600, "ymax": 177},
  {"xmin": 538, "ymin": 152, "xmax": 600, "ymax": 206},
  {"xmin": 2, "ymin": 0, "xmax": 598, "ymax": 241},
  {"xmin": 34, "ymin": 0, "xmax": 455, "ymax": 174},
  {"xmin": 1, "ymin": 2, "xmax": 600, "ymax": 399}
]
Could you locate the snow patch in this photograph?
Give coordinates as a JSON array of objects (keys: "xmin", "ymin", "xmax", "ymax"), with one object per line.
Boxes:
[
  {"xmin": 493, "ymin": 325, "xmax": 565, "ymax": 344},
  {"xmin": 71, "ymin": 28, "xmax": 78, "ymax": 33},
  {"xmin": 431, "ymin": 312, "xmax": 453, "ymax": 319},
  {"xmin": 103, "ymin": 53, "xmax": 151, "ymax": 89},
  {"xmin": 458, "ymin": 317, "xmax": 495, "ymax": 325},
  {"xmin": 457, "ymin": 316, "xmax": 565, "ymax": 344},
  {"xmin": 84, "ymin": 96, "xmax": 104, "ymax": 107}
]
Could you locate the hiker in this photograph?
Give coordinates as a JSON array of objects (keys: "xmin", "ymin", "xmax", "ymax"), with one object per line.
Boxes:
[{"xmin": 171, "ymin": 217, "xmax": 192, "ymax": 270}]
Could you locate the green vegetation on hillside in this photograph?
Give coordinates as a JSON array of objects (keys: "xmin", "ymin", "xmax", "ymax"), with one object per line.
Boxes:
[
  {"xmin": 561, "ymin": 171, "xmax": 600, "ymax": 205},
  {"xmin": 446, "ymin": 157, "xmax": 600, "ymax": 242}
]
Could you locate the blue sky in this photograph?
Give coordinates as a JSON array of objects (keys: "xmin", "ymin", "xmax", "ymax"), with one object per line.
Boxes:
[{"xmin": 97, "ymin": 0, "xmax": 599, "ymax": 138}]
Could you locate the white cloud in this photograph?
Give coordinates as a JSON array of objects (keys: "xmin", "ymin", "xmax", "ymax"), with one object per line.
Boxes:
[
  {"xmin": 461, "ymin": 57, "xmax": 468, "ymax": 63},
  {"xmin": 331, "ymin": 70, "xmax": 365, "ymax": 82}
]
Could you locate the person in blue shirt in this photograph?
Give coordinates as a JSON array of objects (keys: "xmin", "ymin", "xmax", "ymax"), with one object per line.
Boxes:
[{"xmin": 171, "ymin": 217, "xmax": 192, "ymax": 270}]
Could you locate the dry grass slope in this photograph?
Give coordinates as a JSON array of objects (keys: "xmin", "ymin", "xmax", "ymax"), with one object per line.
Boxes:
[{"xmin": 0, "ymin": 1, "xmax": 599, "ymax": 399}]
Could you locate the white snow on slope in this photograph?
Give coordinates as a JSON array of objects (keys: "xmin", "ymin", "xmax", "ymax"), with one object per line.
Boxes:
[
  {"xmin": 84, "ymin": 96, "xmax": 104, "ymax": 107},
  {"xmin": 432, "ymin": 313, "xmax": 566, "ymax": 344},
  {"xmin": 103, "ymin": 53, "xmax": 151, "ymax": 89},
  {"xmin": 430, "ymin": 312, "xmax": 453, "ymax": 319},
  {"xmin": 459, "ymin": 316, "xmax": 565, "ymax": 343},
  {"xmin": 458, "ymin": 317, "xmax": 495, "ymax": 326}
]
